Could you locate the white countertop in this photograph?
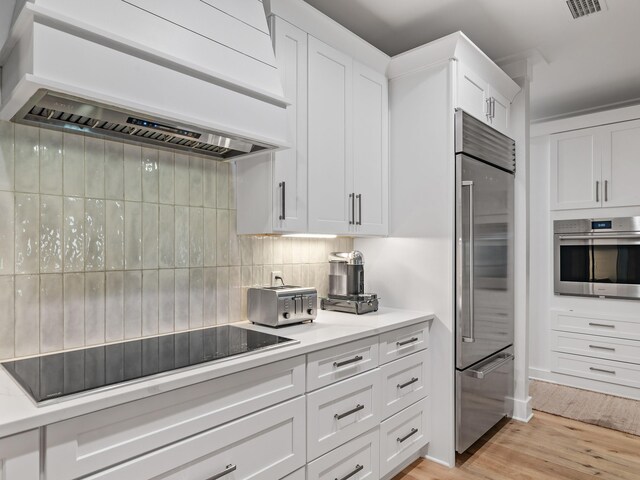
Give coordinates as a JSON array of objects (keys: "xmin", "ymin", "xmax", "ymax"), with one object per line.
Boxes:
[{"xmin": 0, "ymin": 307, "xmax": 432, "ymax": 439}]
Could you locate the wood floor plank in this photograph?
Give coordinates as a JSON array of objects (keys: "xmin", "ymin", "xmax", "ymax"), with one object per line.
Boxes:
[{"xmin": 393, "ymin": 411, "xmax": 640, "ymax": 480}]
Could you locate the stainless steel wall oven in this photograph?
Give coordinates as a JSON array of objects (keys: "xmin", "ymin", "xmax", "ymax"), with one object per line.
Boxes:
[{"xmin": 554, "ymin": 217, "xmax": 640, "ymax": 300}]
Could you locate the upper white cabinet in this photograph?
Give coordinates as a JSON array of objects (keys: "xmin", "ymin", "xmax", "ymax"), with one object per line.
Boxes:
[
  {"xmin": 237, "ymin": 17, "xmax": 308, "ymax": 234},
  {"xmin": 308, "ymin": 37, "xmax": 389, "ymax": 235},
  {"xmin": 550, "ymin": 119, "xmax": 640, "ymax": 210},
  {"xmin": 456, "ymin": 63, "xmax": 510, "ymax": 135}
]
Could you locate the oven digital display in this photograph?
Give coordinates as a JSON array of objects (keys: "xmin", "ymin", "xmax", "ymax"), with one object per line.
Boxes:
[{"xmin": 592, "ymin": 221, "xmax": 612, "ymax": 229}]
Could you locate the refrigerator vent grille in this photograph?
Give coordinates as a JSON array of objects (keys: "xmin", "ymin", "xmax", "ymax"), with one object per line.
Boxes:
[{"xmin": 566, "ymin": 0, "xmax": 604, "ymax": 19}]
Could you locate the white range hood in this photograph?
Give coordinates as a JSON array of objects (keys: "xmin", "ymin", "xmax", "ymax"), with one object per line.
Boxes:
[{"xmin": 0, "ymin": 0, "xmax": 289, "ymax": 160}]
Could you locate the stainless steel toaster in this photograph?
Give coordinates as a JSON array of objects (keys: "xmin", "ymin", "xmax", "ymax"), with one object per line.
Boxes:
[{"xmin": 247, "ymin": 286, "xmax": 317, "ymax": 327}]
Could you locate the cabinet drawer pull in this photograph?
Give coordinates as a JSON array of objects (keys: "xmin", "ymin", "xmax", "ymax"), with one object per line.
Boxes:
[
  {"xmin": 335, "ymin": 464, "xmax": 363, "ymax": 480},
  {"xmin": 397, "ymin": 427, "xmax": 419, "ymax": 443},
  {"xmin": 589, "ymin": 344, "xmax": 616, "ymax": 352},
  {"xmin": 588, "ymin": 322, "xmax": 615, "ymax": 329},
  {"xmin": 207, "ymin": 464, "xmax": 236, "ymax": 480},
  {"xmin": 333, "ymin": 355, "xmax": 363, "ymax": 368},
  {"xmin": 397, "ymin": 337, "xmax": 419, "ymax": 347},
  {"xmin": 397, "ymin": 377, "xmax": 419, "ymax": 389},
  {"xmin": 335, "ymin": 403, "xmax": 364, "ymax": 420},
  {"xmin": 590, "ymin": 367, "xmax": 616, "ymax": 375}
]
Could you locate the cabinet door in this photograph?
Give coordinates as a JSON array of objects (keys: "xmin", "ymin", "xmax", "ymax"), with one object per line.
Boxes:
[
  {"xmin": 272, "ymin": 18, "xmax": 308, "ymax": 232},
  {"xmin": 0, "ymin": 430, "xmax": 39, "ymax": 480},
  {"xmin": 601, "ymin": 119, "xmax": 640, "ymax": 208},
  {"xmin": 308, "ymin": 36, "xmax": 353, "ymax": 234},
  {"xmin": 352, "ymin": 61, "xmax": 389, "ymax": 236},
  {"xmin": 488, "ymin": 86, "xmax": 510, "ymax": 135},
  {"xmin": 550, "ymin": 128, "xmax": 602, "ymax": 210},
  {"xmin": 457, "ymin": 63, "xmax": 489, "ymax": 123}
]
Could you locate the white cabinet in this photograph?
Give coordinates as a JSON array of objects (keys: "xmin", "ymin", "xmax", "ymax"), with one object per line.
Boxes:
[
  {"xmin": 456, "ymin": 63, "xmax": 510, "ymax": 136},
  {"xmin": 307, "ymin": 428, "xmax": 379, "ymax": 480},
  {"xmin": 237, "ymin": 17, "xmax": 308, "ymax": 234},
  {"xmin": 307, "ymin": 37, "xmax": 389, "ymax": 236},
  {"xmin": 0, "ymin": 430, "xmax": 40, "ymax": 480},
  {"xmin": 550, "ymin": 119, "xmax": 640, "ymax": 210},
  {"xmin": 307, "ymin": 36, "xmax": 354, "ymax": 235}
]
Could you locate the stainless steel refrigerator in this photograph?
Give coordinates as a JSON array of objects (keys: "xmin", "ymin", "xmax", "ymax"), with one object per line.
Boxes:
[{"xmin": 455, "ymin": 109, "xmax": 515, "ymax": 453}]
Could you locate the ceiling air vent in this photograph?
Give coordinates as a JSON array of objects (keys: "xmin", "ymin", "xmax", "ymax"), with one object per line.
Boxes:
[{"xmin": 566, "ymin": 0, "xmax": 605, "ymax": 19}]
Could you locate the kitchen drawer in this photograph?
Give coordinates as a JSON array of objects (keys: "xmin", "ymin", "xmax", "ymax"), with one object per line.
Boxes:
[
  {"xmin": 281, "ymin": 468, "xmax": 306, "ymax": 480},
  {"xmin": 0, "ymin": 429, "xmax": 40, "ymax": 480},
  {"xmin": 551, "ymin": 352, "xmax": 640, "ymax": 389},
  {"xmin": 307, "ymin": 368, "xmax": 381, "ymax": 461},
  {"xmin": 551, "ymin": 330, "xmax": 640, "ymax": 365},
  {"xmin": 552, "ymin": 310, "xmax": 640, "ymax": 342},
  {"xmin": 379, "ymin": 322, "xmax": 429, "ymax": 365},
  {"xmin": 307, "ymin": 428, "xmax": 379, "ymax": 480},
  {"xmin": 307, "ymin": 337, "xmax": 379, "ymax": 392},
  {"xmin": 381, "ymin": 350, "xmax": 430, "ymax": 420},
  {"xmin": 46, "ymin": 356, "xmax": 305, "ymax": 480},
  {"xmin": 85, "ymin": 396, "xmax": 305, "ymax": 480},
  {"xmin": 379, "ymin": 397, "xmax": 430, "ymax": 477}
]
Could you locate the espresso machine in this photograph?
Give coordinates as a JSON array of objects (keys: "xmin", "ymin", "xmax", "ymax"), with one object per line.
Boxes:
[{"xmin": 321, "ymin": 251, "xmax": 379, "ymax": 314}]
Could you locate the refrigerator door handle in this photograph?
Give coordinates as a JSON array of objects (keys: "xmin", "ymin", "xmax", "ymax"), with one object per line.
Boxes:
[
  {"xmin": 467, "ymin": 353, "xmax": 514, "ymax": 379},
  {"xmin": 462, "ymin": 180, "xmax": 475, "ymax": 343}
]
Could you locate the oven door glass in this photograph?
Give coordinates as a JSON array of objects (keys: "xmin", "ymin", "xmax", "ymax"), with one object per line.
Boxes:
[{"xmin": 560, "ymin": 244, "xmax": 640, "ymax": 284}]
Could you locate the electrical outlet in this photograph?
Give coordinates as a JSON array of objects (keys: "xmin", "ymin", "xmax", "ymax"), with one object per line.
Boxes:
[{"xmin": 271, "ymin": 271, "xmax": 283, "ymax": 287}]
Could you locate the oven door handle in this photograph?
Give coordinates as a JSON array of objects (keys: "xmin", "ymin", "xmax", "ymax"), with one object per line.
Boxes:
[{"xmin": 557, "ymin": 234, "xmax": 640, "ymax": 240}]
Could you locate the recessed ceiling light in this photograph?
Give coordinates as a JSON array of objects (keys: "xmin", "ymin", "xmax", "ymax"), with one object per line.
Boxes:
[{"xmin": 566, "ymin": 0, "xmax": 607, "ymax": 19}]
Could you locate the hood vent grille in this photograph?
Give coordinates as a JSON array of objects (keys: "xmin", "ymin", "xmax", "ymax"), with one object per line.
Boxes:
[
  {"xmin": 17, "ymin": 90, "xmax": 274, "ymax": 160},
  {"xmin": 566, "ymin": 0, "xmax": 604, "ymax": 19}
]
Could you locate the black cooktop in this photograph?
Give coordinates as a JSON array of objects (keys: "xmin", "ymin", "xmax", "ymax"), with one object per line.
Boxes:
[{"xmin": 1, "ymin": 325, "xmax": 295, "ymax": 404}]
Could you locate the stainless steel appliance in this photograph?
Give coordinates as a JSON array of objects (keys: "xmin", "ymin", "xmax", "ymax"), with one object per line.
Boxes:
[
  {"xmin": 247, "ymin": 286, "xmax": 317, "ymax": 327},
  {"xmin": 554, "ymin": 217, "xmax": 640, "ymax": 299},
  {"xmin": 1, "ymin": 325, "xmax": 296, "ymax": 405},
  {"xmin": 321, "ymin": 251, "xmax": 379, "ymax": 314},
  {"xmin": 455, "ymin": 109, "xmax": 515, "ymax": 453}
]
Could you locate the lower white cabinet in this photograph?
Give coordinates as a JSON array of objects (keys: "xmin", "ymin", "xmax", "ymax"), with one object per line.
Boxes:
[
  {"xmin": 86, "ymin": 396, "xmax": 306, "ymax": 480},
  {"xmin": 281, "ymin": 468, "xmax": 306, "ymax": 480},
  {"xmin": 380, "ymin": 351, "xmax": 429, "ymax": 420},
  {"xmin": 0, "ymin": 429, "xmax": 40, "ymax": 480},
  {"xmin": 306, "ymin": 368, "xmax": 381, "ymax": 461},
  {"xmin": 307, "ymin": 428, "xmax": 379, "ymax": 480},
  {"xmin": 379, "ymin": 397, "xmax": 431, "ymax": 477}
]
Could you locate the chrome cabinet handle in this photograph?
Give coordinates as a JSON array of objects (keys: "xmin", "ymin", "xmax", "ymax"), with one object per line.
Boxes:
[
  {"xmin": 335, "ymin": 403, "xmax": 364, "ymax": 420},
  {"xmin": 207, "ymin": 464, "xmax": 237, "ymax": 480},
  {"xmin": 279, "ymin": 181, "xmax": 286, "ymax": 220},
  {"xmin": 397, "ymin": 377, "xmax": 419, "ymax": 389},
  {"xmin": 605, "ymin": 179, "xmax": 608, "ymax": 201},
  {"xmin": 335, "ymin": 464, "xmax": 363, "ymax": 480},
  {"xmin": 589, "ymin": 345, "xmax": 615, "ymax": 352},
  {"xmin": 349, "ymin": 193, "xmax": 355, "ymax": 225},
  {"xmin": 397, "ymin": 428, "xmax": 418, "ymax": 443},
  {"xmin": 596, "ymin": 180, "xmax": 600, "ymax": 202},
  {"xmin": 589, "ymin": 322, "xmax": 615, "ymax": 328},
  {"xmin": 333, "ymin": 355, "xmax": 363, "ymax": 368},
  {"xmin": 590, "ymin": 367, "xmax": 616, "ymax": 375},
  {"xmin": 462, "ymin": 180, "xmax": 475, "ymax": 343},
  {"xmin": 485, "ymin": 98, "xmax": 492, "ymax": 119},
  {"xmin": 396, "ymin": 337, "xmax": 418, "ymax": 347},
  {"xmin": 356, "ymin": 194, "xmax": 362, "ymax": 225}
]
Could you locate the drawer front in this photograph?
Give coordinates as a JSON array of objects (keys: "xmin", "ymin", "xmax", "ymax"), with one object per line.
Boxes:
[
  {"xmin": 552, "ymin": 310, "xmax": 640, "ymax": 341},
  {"xmin": 281, "ymin": 468, "xmax": 306, "ymax": 480},
  {"xmin": 551, "ymin": 330, "xmax": 640, "ymax": 365},
  {"xmin": 307, "ymin": 369, "xmax": 381, "ymax": 461},
  {"xmin": 551, "ymin": 352, "xmax": 640, "ymax": 389},
  {"xmin": 379, "ymin": 323, "xmax": 429, "ymax": 365},
  {"xmin": 307, "ymin": 337, "xmax": 379, "ymax": 392},
  {"xmin": 47, "ymin": 356, "xmax": 305, "ymax": 480},
  {"xmin": 0, "ymin": 430, "xmax": 40, "ymax": 480},
  {"xmin": 380, "ymin": 351, "xmax": 429, "ymax": 420},
  {"xmin": 307, "ymin": 428, "xmax": 379, "ymax": 480},
  {"xmin": 379, "ymin": 397, "xmax": 430, "ymax": 477},
  {"xmin": 86, "ymin": 396, "xmax": 306, "ymax": 480}
]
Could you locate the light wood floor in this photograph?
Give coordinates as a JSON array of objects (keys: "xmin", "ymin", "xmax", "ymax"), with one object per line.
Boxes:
[{"xmin": 393, "ymin": 411, "xmax": 640, "ymax": 480}]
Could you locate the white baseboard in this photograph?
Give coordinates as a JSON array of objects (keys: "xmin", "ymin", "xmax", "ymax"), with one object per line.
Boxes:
[
  {"xmin": 512, "ymin": 395, "xmax": 532, "ymax": 422},
  {"xmin": 424, "ymin": 454, "xmax": 453, "ymax": 468},
  {"xmin": 529, "ymin": 367, "xmax": 640, "ymax": 401}
]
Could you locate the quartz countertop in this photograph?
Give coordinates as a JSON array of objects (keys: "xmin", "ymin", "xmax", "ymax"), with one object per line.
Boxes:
[{"xmin": 0, "ymin": 307, "xmax": 432, "ymax": 439}]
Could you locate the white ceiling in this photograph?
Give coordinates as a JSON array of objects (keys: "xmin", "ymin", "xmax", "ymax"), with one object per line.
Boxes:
[{"xmin": 303, "ymin": 0, "xmax": 640, "ymax": 121}]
